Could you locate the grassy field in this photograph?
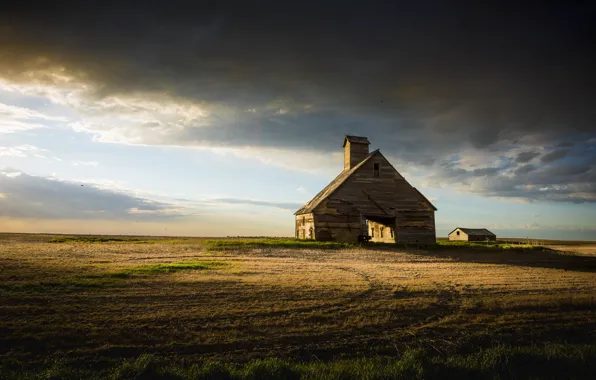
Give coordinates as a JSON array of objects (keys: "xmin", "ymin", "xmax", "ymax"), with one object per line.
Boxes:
[{"xmin": 1, "ymin": 233, "xmax": 596, "ymax": 379}]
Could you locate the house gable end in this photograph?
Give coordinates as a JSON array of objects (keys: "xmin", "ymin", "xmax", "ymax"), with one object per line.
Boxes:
[
  {"xmin": 295, "ymin": 148, "xmax": 437, "ymax": 216},
  {"xmin": 448, "ymin": 227, "xmax": 468, "ymax": 237},
  {"xmin": 363, "ymin": 152, "xmax": 438, "ymax": 212},
  {"xmin": 313, "ymin": 151, "xmax": 435, "ymax": 216}
]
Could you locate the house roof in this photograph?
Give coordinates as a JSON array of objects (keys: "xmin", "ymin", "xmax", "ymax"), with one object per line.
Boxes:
[
  {"xmin": 413, "ymin": 187, "xmax": 438, "ymax": 211},
  {"xmin": 449, "ymin": 227, "xmax": 496, "ymax": 236},
  {"xmin": 294, "ymin": 149, "xmax": 438, "ymax": 215},
  {"xmin": 343, "ymin": 135, "xmax": 370, "ymax": 147},
  {"xmin": 294, "ymin": 149, "xmax": 379, "ymax": 215}
]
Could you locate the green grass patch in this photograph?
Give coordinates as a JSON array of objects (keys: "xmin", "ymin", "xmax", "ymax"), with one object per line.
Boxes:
[
  {"xmin": 3, "ymin": 343, "xmax": 596, "ymax": 379},
  {"xmin": 204, "ymin": 238, "xmax": 351, "ymax": 250},
  {"xmin": 117, "ymin": 260, "xmax": 229, "ymax": 275}
]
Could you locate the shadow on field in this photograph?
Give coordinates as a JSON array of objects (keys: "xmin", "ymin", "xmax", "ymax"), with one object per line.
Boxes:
[{"xmin": 415, "ymin": 245, "xmax": 596, "ymax": 273}]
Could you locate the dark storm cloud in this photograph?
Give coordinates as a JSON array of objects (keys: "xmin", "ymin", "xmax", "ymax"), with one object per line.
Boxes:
[
  {"xmin": 1, "ymin": 0, "xmax": 595, "ymax": 202},
  {"xmin": 514, "ymin": 164, "xmax": 537, "ymax": 176},
  {"xmin": 430, "ymin": 156, "xmax": 596, "ymax": 202},
  {"xmin": 540, "ymin": 149, "xmax": 571, "ymax": 163},
  {"xmin": 471, "ymin": 167, "xmax": 501, "ymax": 177},
  {"xmin": 515, "ymin": 151, "xmax": 540, "ymax": 163},
  {"xmin": 0, "ymin": 170, "xmax": 186, "ymax": 220}
]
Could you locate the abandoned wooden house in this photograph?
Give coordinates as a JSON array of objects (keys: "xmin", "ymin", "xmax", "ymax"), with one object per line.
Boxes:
[
  {"xmin": 448, "ymin": 227, "xmax": 496, "ymax": 242},
  {"xmin": 294, "ymin": 135, "xmax": 437, "ymax": 244}
]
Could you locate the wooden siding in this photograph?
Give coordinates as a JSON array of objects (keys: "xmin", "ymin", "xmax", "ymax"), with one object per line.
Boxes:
[
  {"xmin": 314, "ymin": 213, "xmax": 361, "ymax": 242},
  {"xmin": 311, "ymin": 151, "xmax": 436, "ymax": 243},
  {"xmin": 344, "ymin": 140, "xmax": 370, "ymax": 171},
  {"xmin": 295, "ymin": 213, "xmax": 315, "ymax": 240}
]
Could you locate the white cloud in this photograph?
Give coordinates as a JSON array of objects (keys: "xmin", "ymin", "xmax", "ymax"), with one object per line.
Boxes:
[
  {"xmin": 0, "ymin": 77, "xmax": 342, "ymax": 177},
  {"xmin": 0, "ymin": 171, "xmax": 22, "ymax": 178},
  {"xmin": 71, "ymin": 160, "xmax": 98, "ymax": 167},
  {"xmin": 0, "ymin": 145, "xmax": 49, "ymax": 157},
  {"xmin": 1, "ymin": 78, "xmax": 208, "ymax": 145},
  {"xmin": 0, "ymin": 145, "xmax": 89, "ymax": 164},
  {"xmin": 127, "ymin": 207, "xmax": 194, "ymax": 216},
  {"xmin": 0, "ymin": 100, "xmax": 68, "ymax": 133},
  {"xmin": 0, "ymin": 145, "xmax": 101, "ymax": 167},
  {"xmin": 0, "ymin": 102, "xmax": 67, "ymax": 121},
  {"xmin": 67, "ymin": 94, "xmax": 210, "ymax": 145},
  {"xmin": 209, "ymin": 146, "xmax": 342, "ymax": 176},
  {"xmin": 0, "ymin": 119, "xmax": 46, "ymax": 134}
]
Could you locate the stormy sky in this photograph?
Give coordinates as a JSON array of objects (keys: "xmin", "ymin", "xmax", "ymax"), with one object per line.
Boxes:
[{"xmin": 1, "ymin": 1, "xmax": 595, "ymax": 238}]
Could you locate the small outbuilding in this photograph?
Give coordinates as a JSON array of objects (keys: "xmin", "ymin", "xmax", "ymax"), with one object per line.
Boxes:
[{"xmin": 448, "ymin": 227, "xmax": 496, "ymax": 242}]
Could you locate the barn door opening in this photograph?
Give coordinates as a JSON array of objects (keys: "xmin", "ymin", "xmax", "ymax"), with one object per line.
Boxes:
[{"xmin": 365, "ymin": 215, "xmax": 397, "ymax": 243}]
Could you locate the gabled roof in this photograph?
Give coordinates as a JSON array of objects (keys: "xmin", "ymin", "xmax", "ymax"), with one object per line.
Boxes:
[
  {"xmin": 413, "ymin": 187, "xmax": 438, "ymax": 211},
  {"xmin": 343, "ymin": 135, "xmax": 370, "ymax": 147},
  {"xmin": 294, "ymin": 149, "xmax": 379, "ymax": 215},
  {"xmin": 449, "ymin": 227, "xmax": 496, "ymax": 236},
  {"xmin": 294, "ymin": 149, "xmax": 438, "ymax": 215}
]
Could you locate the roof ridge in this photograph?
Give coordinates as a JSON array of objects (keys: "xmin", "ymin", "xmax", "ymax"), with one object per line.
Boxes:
[{"xmin": 449, "ymin": 227, "xmax": 496, "ymax": 236}]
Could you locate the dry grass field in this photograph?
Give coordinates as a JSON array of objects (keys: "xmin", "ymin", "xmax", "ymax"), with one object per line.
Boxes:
[{"xmin": 1, "ymin": 233, "xmax": 596, "ymax": 379}]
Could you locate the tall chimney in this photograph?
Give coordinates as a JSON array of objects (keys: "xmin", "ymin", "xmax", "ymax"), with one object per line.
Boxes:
[{"xmin": 343, "ymin": 135, "xmax": 370, "ymax": 171}]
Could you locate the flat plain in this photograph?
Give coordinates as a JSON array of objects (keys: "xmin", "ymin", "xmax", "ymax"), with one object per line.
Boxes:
[{"xmin": 1, "ymin": 233, "xmax": 596, "ymax": 379}]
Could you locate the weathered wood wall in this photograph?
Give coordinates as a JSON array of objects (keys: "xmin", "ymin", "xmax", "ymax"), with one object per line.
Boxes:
[
  {"xmin": 313, "ymin": 152, "xmax": 436, "ymax": 244},
  {"xmin": 313, "ymin": 212, "xmax": 361, "ymax": 242},
  {"xmin": 295, "ymin": 213, "xmax": 315, "ymax": 239},
  {"xmin": 467, "ymin": 235, "xmax": 497, "ymax": 242},
  {"xmin": 344, "ymin": 141, "xmax": 370, "ymax": 171}
]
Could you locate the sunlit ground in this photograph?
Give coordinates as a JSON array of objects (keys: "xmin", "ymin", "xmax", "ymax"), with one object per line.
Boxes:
[{"xmin": 1, "ymin": 234, "xmax": 596, "ymax": 378}]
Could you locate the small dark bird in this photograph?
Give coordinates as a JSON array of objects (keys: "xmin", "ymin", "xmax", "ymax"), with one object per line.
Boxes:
[{"xmin": 81, "ymin": 184, "xmax": 84, "ymax": 187}]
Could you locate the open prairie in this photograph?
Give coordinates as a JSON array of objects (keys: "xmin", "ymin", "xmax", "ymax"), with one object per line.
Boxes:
[{"xmin": 1, "ymin": 233, "xmax": 596, "ymax": 379}]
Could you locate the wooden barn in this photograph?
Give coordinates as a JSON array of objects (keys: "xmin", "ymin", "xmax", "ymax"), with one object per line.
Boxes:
[
  {"xmin": 294, "ymin": 135, "xmax": 437, "ymax": 244},
  {"xmin": 448, "ymin": 227, "xmax": 496, "ymax": 242}
]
